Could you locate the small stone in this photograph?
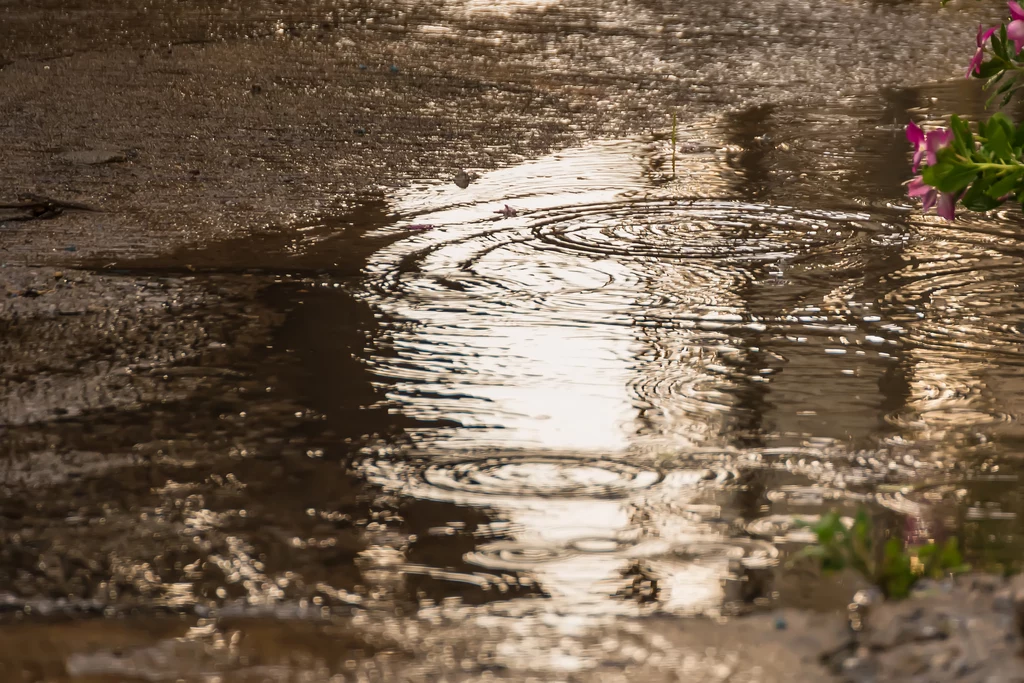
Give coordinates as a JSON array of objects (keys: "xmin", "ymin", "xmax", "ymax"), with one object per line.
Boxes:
[
  {"xmin": 453, "ymin": 170, "xmax": 476, "ymax": 189},
  {"xmin": 389, "ymin": 64, "xmax": 399, "ymax": 73},
  {"xmin": 853, "ymin": 588, "xmax": 883, "ymax": 608},
  {"xmin": 774, "ymin": 616, "xmax": 787, "ymax": 630}
]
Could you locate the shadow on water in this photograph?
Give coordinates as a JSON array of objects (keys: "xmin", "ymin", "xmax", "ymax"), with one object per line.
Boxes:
[{"xmin": 11, "ymin": 80, "xmax": 1024, "ymax": 679}]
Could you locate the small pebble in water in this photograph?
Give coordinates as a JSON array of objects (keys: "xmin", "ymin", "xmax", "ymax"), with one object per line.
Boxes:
[
  {"xmin": 453, "ymin": 170, "xmax": 476, "ymax": 188},
  {"xmin": 774, "ymin": 616, "xmax": 787, "ymax": 630},
  {"xmin": 355, "ymin": 127, "xmax": 366, "ymax": 136},
  {"xmin": 390, "ymin": 64, "xmax": 400, "ymax": 73}
]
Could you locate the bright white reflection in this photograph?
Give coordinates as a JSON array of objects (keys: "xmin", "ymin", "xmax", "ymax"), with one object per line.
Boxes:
[
  {"xmin": 369, "ymin": 140, "xmax": 741, "ymax": 452},
  {"xmin": 461, "ymin": 0, "xmax": 561, "ymax": 14}
]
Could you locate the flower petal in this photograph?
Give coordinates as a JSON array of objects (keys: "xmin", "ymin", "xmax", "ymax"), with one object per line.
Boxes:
[
  {"xmin": 967, "ymin": 47, "xmax": 984, "ymax": 78},
  {"xmin": 1010, "ymin": 0, "xmax": 1024, "ymax": 21},
  {"xmin": 936, "ymin": 192, "xmax": 957, "ymax": 221},
  {"xmin": 912, "ymin": 148, "xmax": 925, "ymax": 173},
  {"xmin": 906, "ymin": 121, "xmax": 925, "ymax": 148},
  {"xmin": 1009, "ymin": 20, "xmax": 1024, "ymax": 53},
  {"xmin": 921, "ymin": 189, "xmax": 937, "ymax": 213},
  {"xmin": 907, "ymin": 176, "xmax": 933, "ymax": 197},
  {"xmin": 979, "ymin": 25, "xmax": 998, "ymax": 46},
  {"xmin": 925, "ymin": 128, "xmax": 953, "ymax": 165}
]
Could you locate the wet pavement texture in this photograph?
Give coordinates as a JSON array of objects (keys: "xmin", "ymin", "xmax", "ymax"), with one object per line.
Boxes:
[{"xmin": 4, "ymin": 0, "xmax": 1024, "ymax": 681}]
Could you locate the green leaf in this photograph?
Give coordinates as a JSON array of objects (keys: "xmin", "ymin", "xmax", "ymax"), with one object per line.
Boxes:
[
  {"xmin": 950, "ymin": 116, "xmax": 974, "ymax": 156},
  {"xmin": 991, "ymin": 112, "xmax": 1015, "ymax": 139},
  {"xmin": 985, "ymin": 73, "xmax": 1015, "ymax": 107},
  {"xmin": 939, "ymin": 538, "xmax": 964, "ymax": 572},
  {"xmin": 962, "ymin": 177, "xmax": 1005, "ymax": 211},
  {"xmin": 851, "ymin": 510, "xmax": 870, "ymax": 544},
  {"xmin": 988, "ymin": 123, "xmax": 1013, "ymax": 162},
  {"xmin": 915, "ymin": 543, "xmax": 938, "ymax": 561},
  {"xmin": 1014, "ymin": 118, "xmax": 1024, "ymax": 148},
  {"xmin": 986, "ymin": 169, "xmax": 1023, "ymax": 198},
  {"xmin": 987, "ymin": 70, "xmax": 1008, "ymax": 90},
  {"xmin": 882, "ymin": 537, "xmax": 916, "ymax": 599},
  {"xmin": 813, "ymin": 512, "xmax": 841, "ymax": 545},
  {"xmin": 886, "ymin": 571, "xmax": 914, "ymax": 600},
  {"xmin": 923, "ymin": 162, "xmax": 978, "ymax": 194},
  {"xmin": 977, "ymin": 59, "xmax": 1005, "ymax": 80}
]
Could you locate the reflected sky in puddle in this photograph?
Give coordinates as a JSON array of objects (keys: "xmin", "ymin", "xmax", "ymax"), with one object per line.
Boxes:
[
  {"xmin": 336, "ymin": 91, "xmax": 1024, "ymax": 653},
  {"xmin": 362, "ymin": 136, "xmax": 904, "ymax": 452}
]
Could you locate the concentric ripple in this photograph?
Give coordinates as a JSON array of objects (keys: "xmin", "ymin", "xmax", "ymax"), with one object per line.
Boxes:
[
  {"xmin": 746, "ymin": 514, "xmax": 829, "ymax": 544},
  {"xmin": 362, "ymin": 454, "xmax": 663, "ymax": 505},
  {"xmin": 369, "ymin": 199, "xmax": 891, "ymax": 319},
  {"xmin": 882, "ymin": 242, "xmax": 1024, "ymax": 364},
  {"xmin": 876, "ymin": 475, "xmax": 1020, "ymax": 520},
  {"xmin": 529, "ymin": 200, "xmax": 873, "ymax": 262},
  {"xmin": 464, "ymin": 535, "xmax": 665, "ymax": 571},
  {"xmin": 362, "ymin": 183, "xmax": 903, "ymax": 450},
  {"xmin": 660, "ymin": 538, "xmax": 780, "ymax": 569},
  {"xmin": 464, "ymin": 541, "xmax": 577, "ymax": 570}
]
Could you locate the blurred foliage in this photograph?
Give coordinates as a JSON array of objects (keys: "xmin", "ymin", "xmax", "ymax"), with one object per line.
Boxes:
[{"xmin": 794, "ymin": 509, "xmax": 969, "ymax": 599}]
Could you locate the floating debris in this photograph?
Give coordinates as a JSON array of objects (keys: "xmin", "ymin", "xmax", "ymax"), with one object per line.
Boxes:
[
  {"xmin": 494, "ymin": 204, "xmax": 518, "ymax": 218},
  {"xmin": 56, "ymin": 149, "xmax": 131, "ymax": 165}
]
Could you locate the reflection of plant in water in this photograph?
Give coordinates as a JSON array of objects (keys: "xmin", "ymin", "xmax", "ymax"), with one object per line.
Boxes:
[{"xmin": 794, "ymin": 509, "xmax": 969, "ymax": 599}]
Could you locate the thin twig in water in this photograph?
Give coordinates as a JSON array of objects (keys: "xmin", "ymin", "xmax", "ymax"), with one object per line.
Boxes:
[{"xmin": 671, "ymin": 111, "xmax": 677, "ymax": 179}]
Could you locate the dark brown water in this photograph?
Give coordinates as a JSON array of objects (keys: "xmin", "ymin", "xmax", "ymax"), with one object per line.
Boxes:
[{"xmin": 3, "ymin": 0, "xmax": 1024, "ymax": 680}]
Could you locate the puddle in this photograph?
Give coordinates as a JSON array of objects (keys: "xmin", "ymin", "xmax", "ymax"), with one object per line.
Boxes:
[{"xmin": 8, "ymin": 7, "xmax": 1024, "ymax": 679}]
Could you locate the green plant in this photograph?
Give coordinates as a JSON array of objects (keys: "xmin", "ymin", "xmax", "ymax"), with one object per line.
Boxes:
[
  {"xmin": 906, "ymin": 3, "xmax": 1024, "ymax": 220},
  {"xmin": 793, "ymin": 509, "xmax": 969, "ymax": 599}
]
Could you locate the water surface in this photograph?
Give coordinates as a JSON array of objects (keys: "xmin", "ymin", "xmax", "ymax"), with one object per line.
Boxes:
[{"xmin": 3, "ymin": 0, "xmax": 1024, "ymax": 681}]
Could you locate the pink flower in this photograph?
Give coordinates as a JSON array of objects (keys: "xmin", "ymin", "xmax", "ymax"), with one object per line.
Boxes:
[
  {"xmin": 906, "ymin": 123, "xmax": 953, "ymax": 173},
  {"xmin": 967, "ymin": 24, "xmax": 998, "ymax": 77},
  {"xmin": 936, "ymin": 192, "xmax": 959, "ymax": 221},
  {"xmin": 1009, "ymin": 1, "xmax": 1024, "ymax": 53},
  {"xmin": 907, "ymin": 176, "xmax": 960, "ymax": 221},
  {"xmin": 925, "ymin": 128, "xmax": 954, "ymax": 166},
  {"xmin": 907, "ymin": 121, "xmax": 926, "ymax": 172},
  {"xmin": 907, "ymin": 175, "xmax": 937, "ymax": 212}
]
